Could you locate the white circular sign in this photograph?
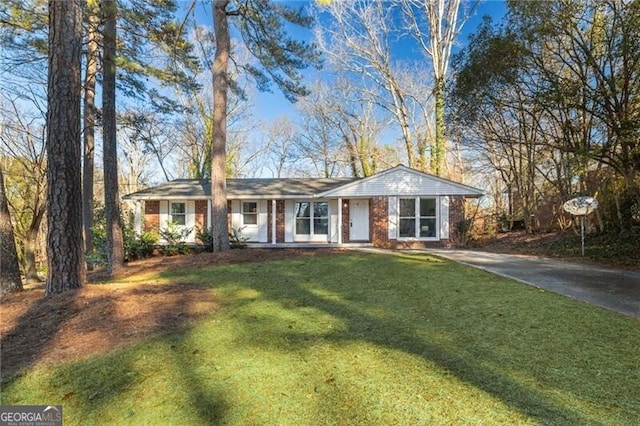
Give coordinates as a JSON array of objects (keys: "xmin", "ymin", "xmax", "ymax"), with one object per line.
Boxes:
[{"xmin": 563, "ymin": 196, "xmax": 598, "ymax": 216}]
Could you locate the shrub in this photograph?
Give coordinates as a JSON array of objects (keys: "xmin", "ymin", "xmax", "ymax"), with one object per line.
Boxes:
[
  {"xmin": 126, "ymin": 232, "xmax": 158, "ymax": 260},
  {"xmin": 229, "ymin": 227, "xmax": 248, "ymax": 249},
  {"xmin": 196, "ymin": 226, "xmax": 249, "ymax": 250},
  {"xmin": 159, "ymin": 221, "xmax": 192, "ymax": 256},
  {"xmin": 453, "ymin": 218, "xmax": 474, "ymax": 246},
  {"xmin": 196, "ymin": 227, "xmax": 214, "ymax": 252}
]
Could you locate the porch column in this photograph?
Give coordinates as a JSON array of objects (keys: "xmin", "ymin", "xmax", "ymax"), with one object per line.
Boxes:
[
  {"xmin": 207, "ymin": 198, "xmax": 212, "ymax": 230},
  {"xmin": 338, "ymin": 197, "xmax": 342, "ymax": 244},
  {"xmin": 271, "ymin": 199, "xmax": 276, "ymax": 244}
]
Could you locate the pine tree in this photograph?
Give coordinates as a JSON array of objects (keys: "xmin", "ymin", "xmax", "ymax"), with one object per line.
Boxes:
[
  {"xmin": 210, "ymin": 0, "xmax": 320, "ymax": 251},
  {"xmin": 45, "ymin": 0, "xmax": 86, "ymax": 295}
]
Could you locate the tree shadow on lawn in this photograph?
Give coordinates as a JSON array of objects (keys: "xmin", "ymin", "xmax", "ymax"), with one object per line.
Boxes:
[
  {"xmin": 0, "ymin": 283, "xmax": 218, "ymax": 379},
  {"xmin": 1, "ymin": 285, "xmax": 228, "ymax": 425},
  {"xmin": 53, "ymin": 293, "xmax": 229, "ymax": 425},
  {"xmin": 162, "ymin": 252, "xmax": 638, "ymax": 424},
  {"xmin": 1, "ymin": 288, "xmax": 82, "ymax": 380}
]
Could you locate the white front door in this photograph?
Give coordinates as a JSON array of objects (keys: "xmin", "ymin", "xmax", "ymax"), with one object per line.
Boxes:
[{"xmin": 349, "ymin": 199, "xmax": 369, "ymax": 241}]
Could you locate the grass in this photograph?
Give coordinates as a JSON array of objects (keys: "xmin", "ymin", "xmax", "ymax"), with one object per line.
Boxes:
[{"xmin": 2, "ymin": 251, "xmax": 639, "ymax": 425}]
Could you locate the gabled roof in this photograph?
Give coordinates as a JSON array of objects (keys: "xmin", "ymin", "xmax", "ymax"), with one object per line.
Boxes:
[
  {"xmin": 316, "ymin": 165, "xmax": 484, "ymax": 198},
  {"xmin": 123, "ymin": 177, "xmax": 356, "ymax": 200},
  {"xmin": 123, "ymin": 165, "xmax": 484, "ymax": 200}
]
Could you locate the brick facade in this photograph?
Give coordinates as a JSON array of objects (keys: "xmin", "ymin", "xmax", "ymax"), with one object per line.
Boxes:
[
  {"xmin": 276, "ymin": 200, "xmax": 285, "ymax": 242},
  {"xmin": 342, "ymin": 201, "xmax": 350, "ymax": 243},
  {"xmin": 448, "ymin": 196, "xmax": 465, "ymax": 244},
  {"xmin": 195, "ymin": 200, "xmax": 207, "ymax": 230},
  {"xmin": 264, "ymin": 200, "xmax": 286, "ymax": 243},
  {"xmin": 371, "ymin": 196, "xmax": 390, "ymax": 248},
  {"xmin": 142, "ymin": 195, "xmax": 466, "ymax": 248},
  {"xmin": 144, "ymin": 200, "xmax": 160, "ymax": 233}
]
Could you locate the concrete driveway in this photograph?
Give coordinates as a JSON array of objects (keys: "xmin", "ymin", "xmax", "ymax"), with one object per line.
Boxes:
[{"xmin": 428, "ymin": 249, "xmax": 640, "ymax": 319}]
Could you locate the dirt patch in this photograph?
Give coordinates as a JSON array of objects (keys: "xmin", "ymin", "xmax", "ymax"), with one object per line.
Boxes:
[
  {"xmin": 468, "ymin": 231, "xmax": 567, "ymax": 253},
  {"xmin": 1, "ymin": 248, "xmax": 340, "ymax": 381}
]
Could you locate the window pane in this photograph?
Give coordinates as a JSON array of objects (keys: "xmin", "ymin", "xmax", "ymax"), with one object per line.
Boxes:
[
  {"xmin": 295, "ymin": 202, "xmax": 310, "ymax": 218},
  {"xmin": 296, "ymin": 218, "xmax": 310, "ymax": 234},
  {"xmin": 242, "ymin": 202, "xmax": 257, "ymax": 225},
  {"xmin": 399, "ymin": 198, "xmax": 415, "ymax": 217},
  {"xmin": 420, "ymin": 198, "xmax": 436, "ymax": 217},
  {"xmin": 399, "ymin": 218, "xmax": 415, "ymax": 237},
  {"xmin": 171, "ymin": 203, "xmax": 185, "ymax": 214},
  {"xmin": 314, "ymin": 202, "xmax": 328, "ymax": 218},
  {"xmin": 313, "ymin": 218, "xmax": 328, "ymax": 235},
  {"xmin": 242, "ymin": 202, "xmax": 257, "ymax": 214},
  {"xmin": 243, "ymin": 214, "xmax": 257, "ymax": 225},
  {"xmin": 419, "ymin": 218, "xmax": 436, "ymax": 237},
  {"xmin": 171, "ymin": 202, "xmax": 186, "ymax": 225}
]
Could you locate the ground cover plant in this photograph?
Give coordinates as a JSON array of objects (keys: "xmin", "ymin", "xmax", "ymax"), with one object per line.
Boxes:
[
  {"xmin": 470, "ymin": 229, "xmax": 640, "ymax": 269},
  {"xmin": 1, "ymin": 250, "xmax": 639, "ymax": 425}
]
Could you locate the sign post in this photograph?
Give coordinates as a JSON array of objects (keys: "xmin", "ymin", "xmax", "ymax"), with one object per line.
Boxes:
[{"xmin": 562, "ymin": 196, "xmax": 598, "ymax": 256}]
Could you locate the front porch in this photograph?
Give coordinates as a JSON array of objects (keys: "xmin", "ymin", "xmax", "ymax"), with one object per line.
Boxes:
[{"xmin": 244, "ymin": 242, "xmax": 374, "ymax": 249}]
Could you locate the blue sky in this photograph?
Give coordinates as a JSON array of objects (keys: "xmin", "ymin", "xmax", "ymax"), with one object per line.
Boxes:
[{"xmin": 187, "ymin": 0, "xmax": 507, "ymax": 123}]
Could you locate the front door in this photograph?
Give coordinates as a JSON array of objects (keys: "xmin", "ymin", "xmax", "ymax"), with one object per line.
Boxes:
[{"xmin": 349, "ymin": 199, "xmax": 369, "ymax": 241}]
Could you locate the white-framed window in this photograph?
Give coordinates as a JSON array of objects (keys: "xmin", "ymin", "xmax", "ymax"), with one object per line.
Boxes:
[
  {"xmin": 399, "ymin": 197, "xmax": 437, "ymax": 239},
  {"xmin": 295, "ymin": 201, "xmax": 328, "ymax": 235},
  {"xmin": 170, "ymin": 202, "xmax": 186, "ymax": 225},
  {"xmin": 242, "ymin": 201, "xmax": 258, "ymax": 225}
]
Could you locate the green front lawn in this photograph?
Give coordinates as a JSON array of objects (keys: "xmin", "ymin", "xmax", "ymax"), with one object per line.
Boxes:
[{"xmin": 2, "ymin": 251, "xmax": 639, "ymax": 425}]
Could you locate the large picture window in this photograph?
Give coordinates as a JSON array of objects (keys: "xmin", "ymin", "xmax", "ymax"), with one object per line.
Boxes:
[
  {"xmin": 399, "ymin": 198, "xmax": 437, "ymax": 238},
  {"xmin": 295, "ymin": 201, "xmax": 328, "ymax": 235},
  {"xmin": 170, "ymin": 202, "xmax": 186, "ymax": 225},
  {"xmin": 242, "ymin": 202, "xmax": 257, "ymax": 225}
]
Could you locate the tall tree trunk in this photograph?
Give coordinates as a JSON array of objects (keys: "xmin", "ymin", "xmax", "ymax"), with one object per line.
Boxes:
[
  {"xmin": 103, "ymin": 0, "xmax": 125, "ymax": 272},
  {"xmin": 45, "ymin": 0, "xmax": 86, "ymax": 295},
  {"xmin": 211, "ymin": 0, "xmax": 230, "ymax": 252},
  {"xmin": 431, "ymin": 77, "xmax": 445, "ymax": 175},
  {"xmin": 23, "ymin": 208, "xmax": 44, "ymax": 282},
  {"xmin": 0, "ymin": 166, "xmax": 23, "ymax": 295},
  {"xmin": 403, "ymin": 0, "xmax": 464, "ymax": 175},
  {"xmin": 83, "ymin": 7, "xmax": 100, "ymax": 267}
]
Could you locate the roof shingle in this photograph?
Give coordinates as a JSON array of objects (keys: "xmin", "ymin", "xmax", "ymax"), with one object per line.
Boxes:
[{"xmin": 124, "ymin": 178, "xmax": 357, "ymax": 200}]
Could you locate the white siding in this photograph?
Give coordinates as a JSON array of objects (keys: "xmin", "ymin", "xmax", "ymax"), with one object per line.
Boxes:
[
  {"xmin": 440, "ymin": 196, "xmax": 449, "ymax": 240},
  {"xmin": 230, "ymin": 200, "xmax": 267, "ymax": 242},
  {"xmin": 230, "ymin": 200, "xmax": 241, "ymax": 231},
  {"xmin": 186, "ymin": 200, "xmax": 196, "ymax": 242},
  {"xmin": 284, "ymin": 200, "xmax": 294, "ymax": 242},
  {"xmin": 159, "ymin": 200, "xmax": 169, "ymax": 230},
  {"xmin": 160, "ymin": 200, "xmax": 196, "ymax": 243},
  {"xmin": 257, "ymin": 200, "xmax": 268, "ymax": 242},
  {"xmin": 329, "ymin": 199, "xmax": 339, "ymax": 243},
  {"xmin": 133, "ymin": 201, "xmax": 142, "ymax": 235},
  {"xmin": 388, "ymin": 196, "xmax": 398, "ymax": 239},
  {"xmin": 322, "ymin": 167, "xmax": 483, "ymax": 197}
]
